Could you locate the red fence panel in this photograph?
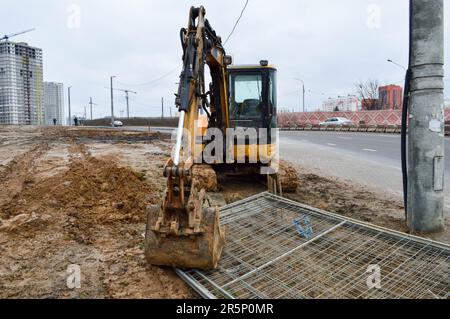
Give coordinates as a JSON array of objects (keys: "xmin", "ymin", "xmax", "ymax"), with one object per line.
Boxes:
[{"xmin": 279, "ymin": 110, "xmax": 450, "ymax": 127}]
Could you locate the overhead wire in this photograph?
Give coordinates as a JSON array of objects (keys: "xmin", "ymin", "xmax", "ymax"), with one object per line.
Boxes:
[
  {"xmin": 115, "ymin": 65, "xmax": 181, "ymax": 88},
  {"xmin": 223, "ymin": 0, "xmax": 249, "ymax": 45}
]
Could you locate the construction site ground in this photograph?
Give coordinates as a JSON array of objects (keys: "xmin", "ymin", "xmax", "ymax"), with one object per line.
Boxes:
[{"xmin": 0, "ymin": 126, "xmax": 448, "ymax": 299}]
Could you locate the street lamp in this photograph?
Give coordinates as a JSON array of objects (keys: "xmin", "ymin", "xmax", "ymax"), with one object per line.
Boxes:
[
  {"xmin": 110, "ymin": 76, "xmax": 116, "ymax": 127},
  {"xmin": 294, "ymin": 78, "xmax": 306, "ymax": 112},
  {"xmin": 67, "ymin": 86, "xmax": 72, "ymax": 126},
  {"xmin": 387, "ymin": 59, "xmax": 407, "ymax": 71}
]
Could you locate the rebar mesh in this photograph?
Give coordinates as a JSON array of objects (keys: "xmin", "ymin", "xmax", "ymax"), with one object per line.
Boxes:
[{"xmin": 177, "ymin": 193, "xmax": 450, "ymax": 299}]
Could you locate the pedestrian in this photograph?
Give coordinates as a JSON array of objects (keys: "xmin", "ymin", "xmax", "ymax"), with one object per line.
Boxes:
[
  {"xmin": 74, "ymin": 116, "xmax": 78, "ymax": 126},
  {"xmin": 53, "ymin": 118, "xmax": 57, "ymax": 126}
]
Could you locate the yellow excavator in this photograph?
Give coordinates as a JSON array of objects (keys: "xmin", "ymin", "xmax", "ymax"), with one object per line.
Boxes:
[{"xmin": 145, "ymin": 6, "xmax": 298, "ymax": 269}]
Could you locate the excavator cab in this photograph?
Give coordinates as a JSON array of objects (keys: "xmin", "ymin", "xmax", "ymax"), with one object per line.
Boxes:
[
  {"xmin": 228, "ymin": 62, "xmax": 277, "ymax": 134},
  {"xmin": 226, "ymin": 63, "xmax": 279, "ymax": 173}
]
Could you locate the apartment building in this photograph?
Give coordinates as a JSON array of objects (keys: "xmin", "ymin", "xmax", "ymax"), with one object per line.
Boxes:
[
  {"xmin": 44, "ymin": 82, "xmax": 64, "ymax": 126},
  {"xmin": 0, "ymin": 41, "xmax": 44, "ymax": 125}
]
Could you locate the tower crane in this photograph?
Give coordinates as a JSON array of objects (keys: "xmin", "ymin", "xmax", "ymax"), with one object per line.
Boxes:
[{"xmin": 1, "ymin": 28, "xmax": 36, "ymax": 42}]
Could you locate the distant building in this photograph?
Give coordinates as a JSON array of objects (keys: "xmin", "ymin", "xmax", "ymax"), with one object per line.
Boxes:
[
  {"xmin": 322, "ymin": 95, "xmax": 359, "ymax": 112},
  {"xmin": 379, "ymin": 85, "xmax": 403, "ymax": 110},
  {"xmin": 0, "ymin": 41, "xmax": 44, "ymax": 125},
  {"xmin": 44, "ymin": 82, "xmax": 64, "ymax": 126}
]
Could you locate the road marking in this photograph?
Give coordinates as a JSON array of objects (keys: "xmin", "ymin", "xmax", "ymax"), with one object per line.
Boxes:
[
  {"xmin": 327, "ymin": 143, "xmax": 337, "ymax": 146},
  {"xmin": 363, "ymin": 148, "xmax": 377, "ymax": 152}
]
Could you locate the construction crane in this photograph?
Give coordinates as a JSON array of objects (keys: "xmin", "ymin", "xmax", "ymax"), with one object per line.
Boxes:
[
  {"xmin": 105, "ymin": 87, "xmax": 137, "ymax": 119},
  {"xmin": 1, "ymin": 28, "xmax": 36, "ymax": 42}
]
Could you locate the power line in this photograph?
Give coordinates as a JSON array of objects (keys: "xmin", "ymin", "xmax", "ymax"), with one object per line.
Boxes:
[
  {"xmin": 128, "ymin": 97, "xmax": 165, "ymax": 109},
  {"xmin": 224, "ymin": 0, "xmax": 249, "ymax": 45},
  {"xmin": 115, "ymin": 66, "xmax": 180, "ymax": 88}
]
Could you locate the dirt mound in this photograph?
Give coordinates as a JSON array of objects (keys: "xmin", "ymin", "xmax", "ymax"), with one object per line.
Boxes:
[
  {"xmin": 56, "ymin": 156, "xmax": 153, "ymax": 221},
  {"xmin": 0, "ymin": 129, "xmax": 195, "ymax": 299},
  {"xmin": 279, "ymin": 160, "xmax": 299, "ymax": 193},
  {"xmin": 0, "ymin": 144, "xmax": 50, "ymax": 211},
  {"xmin": 0, "ymin": 144, "xmax": 156, "ymax": 241},
  {"xmin": 41, "ymin": 127, "xmax": 166, "ymax": 143}
]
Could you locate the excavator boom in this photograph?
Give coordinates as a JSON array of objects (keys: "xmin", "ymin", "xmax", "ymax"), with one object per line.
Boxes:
[{"xmin": 145, "ymin": 6, "xmax": 227, "ymax": 269}]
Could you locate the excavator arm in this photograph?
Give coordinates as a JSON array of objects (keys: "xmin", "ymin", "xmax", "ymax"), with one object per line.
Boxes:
[{"xmin": 145, "ymin": 6, "xmax": 228, "ymax": 269}]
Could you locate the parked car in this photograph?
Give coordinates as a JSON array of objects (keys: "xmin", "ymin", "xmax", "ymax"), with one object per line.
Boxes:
[
  {"xmin": 113, "ymin": 120, "xmax": 124, "ymax": 127},
  {"xmin": 319, "ymin": 117, "xmax": 353, "ymax": 126}
]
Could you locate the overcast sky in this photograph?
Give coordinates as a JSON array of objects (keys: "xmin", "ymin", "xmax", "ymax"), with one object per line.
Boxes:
[{"xmin": 2, "ymin": 0, "xmax": 450, "ymax": 118}]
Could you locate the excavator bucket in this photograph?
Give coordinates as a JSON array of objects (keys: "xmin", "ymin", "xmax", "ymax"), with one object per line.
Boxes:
[{"xmin": 145, "ymin": 204, "xmax": 225, "ymax": 269}]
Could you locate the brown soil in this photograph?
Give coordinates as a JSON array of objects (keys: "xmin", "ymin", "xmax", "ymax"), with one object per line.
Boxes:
[
  {"xmin": 0, "ymin": 126, "xmax": 447, "ymax": 299},
  {"xmin": 289, "ymin": 173, "xmax": 407, "ymax": 232},
  {"xmin": 0, "ymin": 127, "xmax": 195, "ymax": 299},
  {"xmin": 219, "ymin": 170, "xmax": 407, "ymax": 232}
]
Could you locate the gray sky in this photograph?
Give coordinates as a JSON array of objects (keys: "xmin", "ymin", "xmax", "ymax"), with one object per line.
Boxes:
[{"xmin": 2, "ymin": 0, "xmax": 450, "ymax": 118}]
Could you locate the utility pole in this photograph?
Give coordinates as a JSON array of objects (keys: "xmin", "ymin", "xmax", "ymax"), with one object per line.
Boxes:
[
  {"xmin": 407, "ymin": 0, "xmax": 445, "ymax": 233},
  {"xmin": 302, "ymin": 84, "xmax": 306, "ymax": 113},
  {"xmin": 68, "ymin": 86, "xmax": 72, "ymax": 126},
  {"xmin": 294, "ymin": 78, "xmax": 305, "ymax": 112},
  {"xmin": 161, "ymin": 97, "xmax": 164, "ymax": 118},
  {"xmin": 110, "ymin": 76, "xmax": 116, "ymax": 127},
  {"xmin": 104, "ymin": 87, "xmax": 136, "ymax": 119},
  {"xmin": 89, "ymin": 97, "xmax": 97, "ymax": 121},
  {"xmin": 125, "ymin": 92, "xmax": 130, "ymax": 119}
]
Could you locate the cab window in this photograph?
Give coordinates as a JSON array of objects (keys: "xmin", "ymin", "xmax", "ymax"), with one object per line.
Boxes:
[{"xmin": 229, "ymin": 73, "xmax": 263, "ymax": 120}]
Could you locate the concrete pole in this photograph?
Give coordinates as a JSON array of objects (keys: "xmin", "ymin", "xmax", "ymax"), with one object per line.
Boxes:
[
  {"xmin": 303, "ymin": 84, "xmax": 306, "ymax": 113},
  {"xmin": 110, "ymin": 76, "xmax": 115, "ymax": 127},
  {"xmin": 68, "ymin": 86, "xmax": 72, "ymax": 126},
  {"xmin": 161, "ymin": 97, "xmax": 165, "ymax": 119},
  {"xmin": 408, "ymin": 0, "xmax": 445, "ymax": 233},
  {"xmin": 125, "ymin": 91, "xmax": 130, "ymax": 119},
  {"xmin": 89, "ymin": 97, "xmax": 93, "ymax": 121}
]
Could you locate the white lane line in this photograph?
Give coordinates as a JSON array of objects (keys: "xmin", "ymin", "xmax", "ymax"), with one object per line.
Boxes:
[
  {"xmin": 327, "ymin": 143, "xmax": 337, "ymax": 146},
  {"xmin": 363, "ymin": 148, "xmax": 377, "ymax": 152}
]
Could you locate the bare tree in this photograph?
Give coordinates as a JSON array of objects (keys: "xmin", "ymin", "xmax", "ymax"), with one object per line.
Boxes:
[{"xmin": 355, "ymin": 79, "xmax": 380, "ymax": 110}]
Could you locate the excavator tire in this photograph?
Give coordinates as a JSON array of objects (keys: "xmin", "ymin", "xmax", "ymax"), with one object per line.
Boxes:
[{"xmin": 144, "ymin": 204, "xmax": 226, "ymax": 270}]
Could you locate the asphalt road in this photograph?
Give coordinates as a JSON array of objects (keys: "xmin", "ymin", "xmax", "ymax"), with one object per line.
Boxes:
[
  {"xmin": 279, "ymin": 131, "xmax": 450, "ymax": 212},
  {"xmin": 123, "ymin": 126, "xmax": 449, "ymax": 208},
  {"xmin": 280, "ymin": 131, "xmax": 450, "ymax": 172}
]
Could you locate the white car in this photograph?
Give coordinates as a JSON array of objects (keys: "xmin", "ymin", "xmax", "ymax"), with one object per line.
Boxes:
[
  {"xmin": 113, "ymin": 120, "xmax": 123, "ymax": 127},
  {"xmin": 319, "ymin": 117, "xmax": 353, "ymax": 126}
]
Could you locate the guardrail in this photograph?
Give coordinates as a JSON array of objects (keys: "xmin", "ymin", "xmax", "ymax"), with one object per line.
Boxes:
[{"xmin": 279, "ymin": 124, "xmax": 450, "ymax": 136}]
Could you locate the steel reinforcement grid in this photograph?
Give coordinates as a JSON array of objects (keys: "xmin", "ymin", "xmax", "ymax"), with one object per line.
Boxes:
[{"xmin": 176, "ymin": 192, "xmax": 450, "ymax": 299}]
